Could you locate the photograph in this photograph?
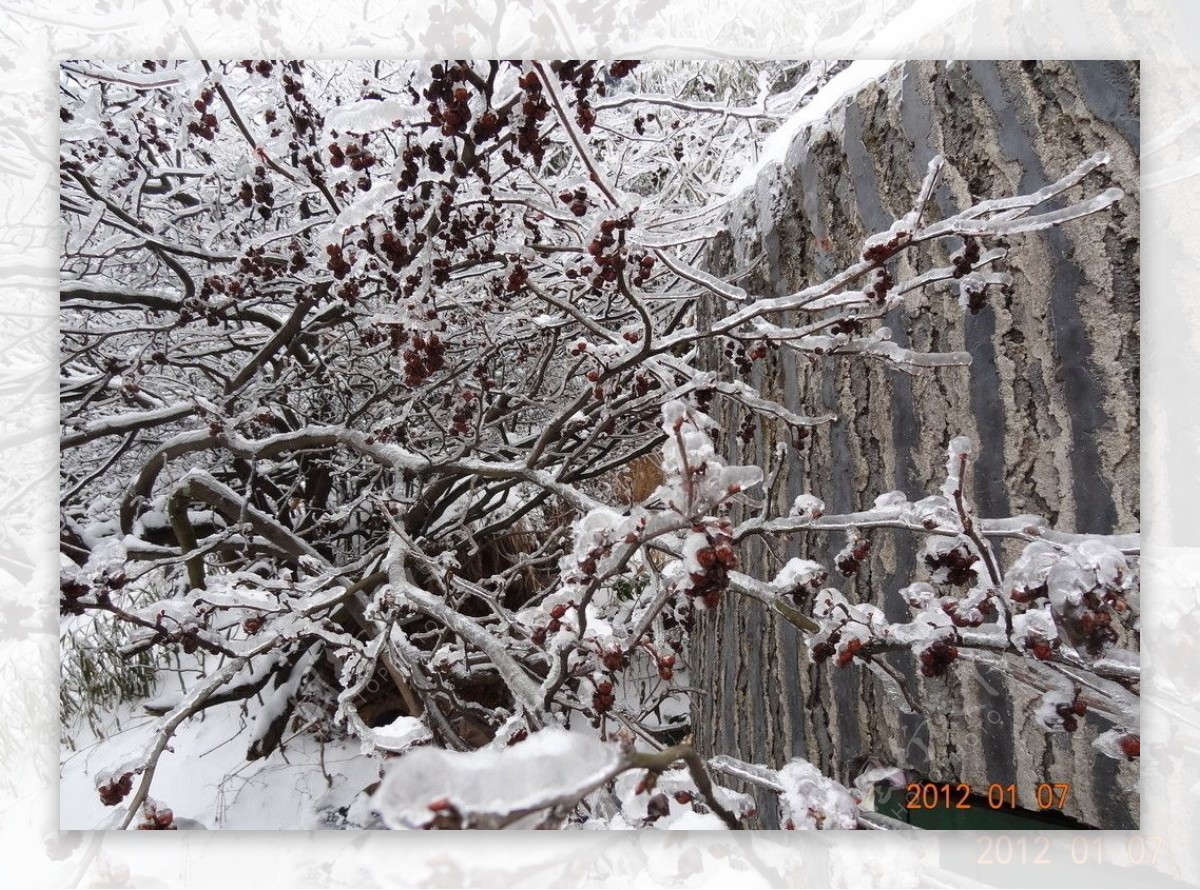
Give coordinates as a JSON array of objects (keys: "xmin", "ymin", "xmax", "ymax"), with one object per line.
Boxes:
[{"xmin": 58, "ymin": 59, "xmax": 1140, "ymax": 831}]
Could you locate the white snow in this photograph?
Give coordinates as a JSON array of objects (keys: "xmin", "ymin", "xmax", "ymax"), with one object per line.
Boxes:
[
  {"xmin": 776, "ymin": 758, "xmax": 858, "ymax": 830},
  {"xmin": 773, "ymin": 558, "xmax": 828, "ymax": 595},
  {"xmin": 727, "ymin": 61, "xmax": 900, "ymax": 193},
  {"xmin": 790, "ymin": 493, "xmax": 825, "ymax": 519},
  {"xmin": 372, "ymin": 728, "xmax": 620, "ymax": 829},
  {"xmin": 367, "ymin": 715, "xmax": 432, "ymax": 753},
  {"xmin": 325, "ymin": 98, "xmax": 424, "ymax": 135}
]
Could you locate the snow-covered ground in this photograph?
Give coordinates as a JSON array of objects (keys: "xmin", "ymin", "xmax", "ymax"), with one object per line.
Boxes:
[{"xmin": 60, "ymin": 698, "xmax": 380, "ymax": 830}]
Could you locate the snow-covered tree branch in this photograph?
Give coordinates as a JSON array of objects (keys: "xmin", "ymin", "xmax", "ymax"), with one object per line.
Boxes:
[{"xmin": 59, "ymin": 59, "xmax": 1138, "ymax": 830}]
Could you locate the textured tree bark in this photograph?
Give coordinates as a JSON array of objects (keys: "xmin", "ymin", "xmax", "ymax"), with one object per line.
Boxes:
[{"xmin": 693, "ymin": 60, "xmax": 1140, "ymax": 829}]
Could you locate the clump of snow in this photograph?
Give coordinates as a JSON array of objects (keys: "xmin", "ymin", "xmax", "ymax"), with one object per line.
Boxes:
[
  {"xmin": 900, "ymin": 582, "xmax": 937, "ymax": 612},
  {"xmin": 1005, "ymin": 538, "xmax": 1135, "ymax": 617},
  {"xmin": 609, "ymin": 767, "xmax": 753, "ymax": 830},
  {"xmin": 1004, "ymin": 541, "xmax": 1060, "ymax": 600},
  {"xmin": 666, "ymin": 811, "xmax": 730, "ymax": 829},
  {"xmin": 776, "ymin": 758, "xmax": 858, "ymax": 829},
  {"xmin": 1045, "ymin": 541, "xmax": 1134, "ymax": 615},
  {"xmin": 655, "ymin": 401, "xmax": 763, "ymax": 516},
  {"xmin": 372, "ymin": 728, "xmax": 620, "ymax": 829},
  {"xmin": 941, "ymin": 436, "xmax": 973, "ymax": 500},
  {"xmin": 368, "ymin": 715, "xmax": 432, "ymax": 754},
  {"xmin": 790, "ymin": 493, "xmax": 824, "ymax": 520},
  {"xmin": 727, "ymin": 61, "xmax": 899, "ymax": 193},
  {"xmin": 772, "ymin": 558, "xmax": 828, "ymax": 596},
  {"xmin": 1093, "ymin": 727, "xmax": 1140, "ymax": 761},
  {"xmin": 570, "ymin": 507, "xmax": 640, "ymax": 578},
  {"xmin": 808, "ymin": 588, "xmax": 888, "ymax": 660},
  {"xmin": 1034, "ymin": 689, "xmax": 1076, "ymax": 732},
  {"xmin": 325, "ymin": 98, "xmax": 424, "ymax": 135},
  {"xmin": 903, "ymin": 495, "xmax": 961, "ymax": 532},
  {"xmin": 872, "ymin": 490, "xmax": 908, "ymax": 510},
  {"xmin": 680, "ymin": 529, "xmax": 712, "ymax": 577},
  {"xmin": 1012, "ymin": 605, "xmax": 1058, "ymax": 649}
]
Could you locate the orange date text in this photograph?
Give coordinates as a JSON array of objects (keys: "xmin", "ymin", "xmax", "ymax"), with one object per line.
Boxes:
[{"xmin": 904, "ymin": 782, "xmax": 1071, "ymax": 811}]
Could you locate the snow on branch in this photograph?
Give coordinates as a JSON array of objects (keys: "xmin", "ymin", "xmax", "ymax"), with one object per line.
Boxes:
[{"xmin": 58, "ymin": 59, "xmax": 1136, "ymax": 831}]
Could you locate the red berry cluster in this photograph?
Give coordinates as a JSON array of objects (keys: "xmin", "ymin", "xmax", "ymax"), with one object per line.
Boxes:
[
  {"xmin": 600, "ymin": 647, "xmax": 627, "ymax": 672},
  {"xmin": 237, "ymin": 166, "xmax": 274, "ymax": 219},
  {"xmin": 280, "ymin": 64, "xmax": 321, "ymax": 144},
  {"xmin": 378, "ymin": 229, "xmax": 414, "ymax": 271},
  {"xmin": 199, "ymin": 273, "xmax": 243, "ymax": 304},
  {"xmin": 577, "ymin": 538, "xmax": 607, "ymax": 578},
  {"xmin": 242, "ymin": 615, "xmax": 264, "ymax": 635},
  {"xmin": 631, "ymin": 253, "xmax": 655, "ymax": 287},
  {"xmin": 940, "ymin": 595, "xmax": 996, "ymax": 627},
  {"xmin": 238, "ymin": 60, "xmax": 275, "ymax": 78},
  {"xmin": 424, "ymin": 63, "xmax": 474, "ymax": 136},
  {"xmin": 835, "ymin": 637, "xmax": 864, "ymax": 668},
  {"xmin": 192, "ymin": 87, "xmax": 214, "ymax": 113},
  {"xmin": 628, "ymin": 371, "xmax": 657, "ymax": 400},
  {"xmin": 737, "ymin": 414, "xmax": 757, "ymax": 446},
  {"xmin": 136, "ymin": 106, "xmax": 172, "ymax": 154},
  {"xmin": 836, "ymin": 534, "xmax": 872, "ymax": 576},
  {"xmin": 724, "ymin": 340, "xmax": 768, "ymax": 376},
  {"xmin": 187, "ymin": 87, "xmax": 218, "ymax": 141},
  {"xmin": 951, "ymin": 236, "xmax": 981, "ymax": 278},
  {"xmin": 98, "ymin": 772, "xmax": 134, "ymax": 806},
  {"xmin": 233, "ymin": 245, "xmax": 288, "ymax": 286},
  {"xmin": 1118, "ymin": 734, "xmax": 1140, "ymax": 759},
  {"xmin": 137, "ymin": 802, "xmax": 177, "ymax": 830},
  {"xmin": 287, "ymin": 238, "xmax": 308, "ymax": 273},
  {"xmin": 919, "ymin": 638, "xmax": 959, "ymax": 677},
  {"xmin": 963, "ymin": 279, "xmax": 988, "ymax": 315},
  {"xmin": 810, "ymin": 631, "xmax": 840, "ymax": 664},
  {"xmin": 1072, "ymin": 602, "xmax": 1119, "ymax": 655},
  {"xmin": 1054, "ymin": 691, "xmax": 1087, "ymax": 732},
  {"xmin": 861, "ymin": 231, "xmax": 909, "ymax": 264},
  {"xmin": 1009, "ymin": 581, "xmax": 1048, "ymax": 604},
  {"xmin": 473, "ymin": 110, "xmax": 501, "ymax": 143},
  {"xmin": 401, "ymin": 332, "xmax": 446, "ymax": 387},
  {"xmin": 396, "ymin": 143, "xmax": 423, "ymax": 189},
  {"xmin": 861, "ymin": 267, "xmax": 894, "ymax": 306},
  {"xmin": 592, "ymin": 679, "xmax": 615, "ymax": 715},
  {"xmin": 632, "ymin": 113, "xmax": 656, "ymax": 135},
  {"xmin": 585, "ymin": 216, "xmax": 635, "ymax": 290},
  {"xmin": 559, "ymin": 186, "xmax": 590, "ymax": 217},
  {"xmin": 531, "ymin": 601, "xmax": 574, "ymax": 648},
  {"xmin": 1027, "ymin": 636, "xmax": 1058, "ymax": 661},
  {"xmin": 829, "ymin": 317, "xmax": 864, "ymax": 336},
  {"xmin": 644, "ymin": 792, "xmax": 671, "ymax": 823},
  {"xmin": 657, "ymin": 654, "xmax": 676, "ymax": 681},
  {"xmin": 328, "ymin": 139, "xmax": 377, "ymax": 172},
  {"xmin": 325, "ymin": 243, "xmax": 353, "ymax": 280},
  {"xmin": 506, "ymin": 262, "xmax": 529, "ymax": 292},
  {"xmin": 687, "ymin": 523, "xmax": 737, "ymax": 609},
  {"xmin": 549, "ymin": 61, "xmax": 605, "ymax": 133},
  {"xmin": 924, "ymin": 541, "xmax": 978, "ymax": 587},
  {"xmin": 511, "ymin": 69, "xmax": 551, "ymax": 166}
]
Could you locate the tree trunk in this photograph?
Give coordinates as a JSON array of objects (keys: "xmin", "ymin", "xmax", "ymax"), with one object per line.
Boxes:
[{"xmin": 693, "ymin": 60, "xmax": 1140, "ymax": 829}]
